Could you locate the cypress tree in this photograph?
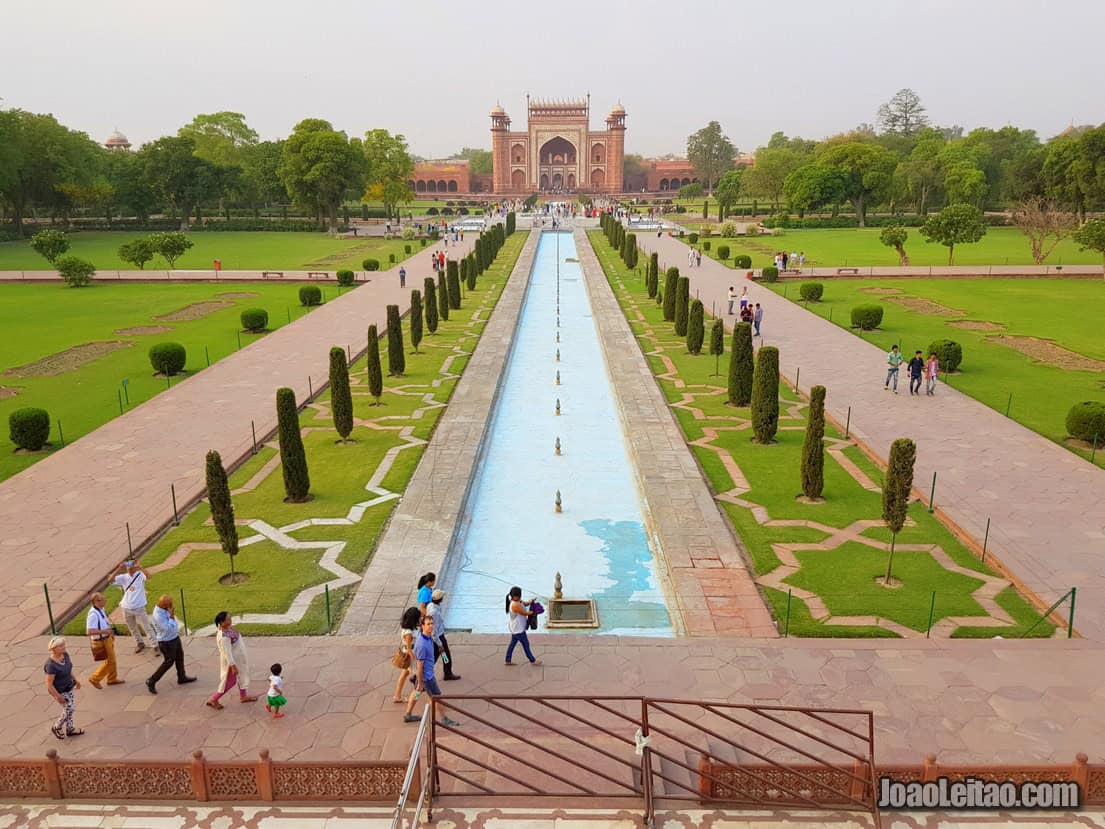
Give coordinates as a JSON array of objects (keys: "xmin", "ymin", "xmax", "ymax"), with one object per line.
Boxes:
[
  {"xmin": 625, "ymin": 233, "xmax": 638, "ymax": 269},
  {"xmin": 750, "ymin": 345, "xmax": 780, "ymax": 444},
  {"xmin": 478, "ymin": 236, "xmax": 488, "ymax": 273},
  {"xmin": 709, "ymin": 318, "xmax": 725, "ymax": 376},
  {"xmin": 366, "ymin": 325, "xmax": 383, "ymax": 404},
  {"xmin": 446, "ymin": 260, "xmax": 461, "ymax": 309},
  {"xmin": 674, "ymin": 276, "xmax": 690, "ymax": 336},
  {"xmin": 386, "ymin": 305, "xmax": 405, "ymax": 376},
  {"xmin": 423, "ymin": 277, "xmax": 438, "ymax": 334},
  {"xmin": 410, "ymin": 289, "xmax": 423, "ymax": 353},
  {"xmin": 882, "ymin": 438, "xmax": 916, "ymax": 584},
  {"xmin": 663, "ymin": 267, "xmax": 679, "ymax": 321},
  {"xmin": 801, "ymin": 385, "xmax": 826, "ymax": 499},
  {"xmin": 329, "ymin": 346, "xmax": 354, "ymax": 441},
  {"xmin": 437, "ymin": 272, "xmax": 449, "ymax": 321},
  {"xmin": 647, "ymin": 252, "xmax": 659, "ymax": 298},
  {"xmin": 619, "ymin": 231, "xmax": 628, "ymax": 263},
  {"xmin": 687, "ymin": 299, "xmax": 705, "ymax": 354},
  {"xmin": 460, "ymin": 257, "xmax": 469, "ymax": 290},
  {"xmin": 205, "ymin": 450, "xmax": 238, "ymax": 580},
  {"xmin": 276, "ymin": 387, "xmax": 311, "ymax": 501},
  {"xmin": 728, "ymin": 322, "xmax": 754, "ymax": 406}
]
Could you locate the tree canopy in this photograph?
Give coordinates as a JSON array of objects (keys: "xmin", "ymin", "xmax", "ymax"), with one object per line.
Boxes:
[
  {"xmin": 363, "ymin": 129, "xmax": 414, "ymax": 220},
  {"xmin": 279, "ymin": 119, "xmax": 364, "ymax": 232},
  {"xmin": 687, "ymin": 121, "xmax": 735, "ymax": 190}
]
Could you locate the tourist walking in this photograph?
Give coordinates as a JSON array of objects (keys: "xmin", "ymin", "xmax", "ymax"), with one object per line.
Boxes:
[
  {"xmin": 739, "ymin": 286, "xmax": 749, "ymax": 311},
  {"xmin": 403, "ymin": 615, "xmax": 460, "ymax": 725},
  {"xmin": 753, "ymin": 303, "xmax": 763, "ymax": 337},
  {"xmin": 111, "ymin": 560, "xmax": 153, "ymax": 654},
  {"xmin": 799, "ymin": 252, "xmax": 806, "ymax": 270},
  {"xmin": 45, "ymin": 637, "xmax": 82, "ymax": 740},
  {"xmin": 266, "ymin": 664, "xmax": 287, "ymax": 718},
  {"xmin": 727, "ymin": 286, "xmax": 736, "ymax": 315},
  {"xmin": 782, "ymin": 252, "xmax": 789, "ymax": 271},
  {"xmin": 392, "ymin": 607, "xmax": 420, "ymax": 703},
  {"xmin": 740, "ymin": 304, "xmax": 753, "ymax": 325},
  {"xmin": 925, "ymin": 352, "xmax": 940, "ymax": 396},
  {"xmin": 85, "ymin": 593, "xmax": 122, "ymax": 689},
  {"xmin": 416, "ymin": 572, "xmax": 436, "ymax": 615},
  {"xmin": 504, "ymin": 587, "xmax": 542, "ymax": 666},
  {"xmin": 696, "ymin": 250, "xmax": 702, "ymax": 267},
  {"xmin": 425, "ymin": 588, "xmax": 460, "ymax": 681},
  {"xmin": 399, "ymin": 266, "xmax": 406, "ymax": 288},
  {"xmin": 146, "ymin": 595, "xmax": 196, "ymax": 694},
  {"xmin": 908, "ymin": 350, "xmax": 925, "ymax": 396},
  {"xmin": 884, "ymin": 345, "xmax": 903, "ymax": 394},
  {"xmin": 206, "ymin": 611, "xmax": 257, "ymax": 710}
]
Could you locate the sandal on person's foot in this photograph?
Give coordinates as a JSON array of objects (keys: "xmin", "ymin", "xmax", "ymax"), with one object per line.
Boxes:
[
  {"xmin": 392, "ymin": 697, "xmax": 405, "ymax": 704},
  {"xmin": 205, "ymin": 699, "xmax": 223, "ymax": 710},
  {"xmin": 66, "ymin": 729, "xmax": 84, "ymax": 737},
  {"xmin": 50, "ymin": 725, "xmax": 65, "ymax": 740},
  {"xmin": 240, "ymin": 696, "xmax": 258, "ymax": 703}
]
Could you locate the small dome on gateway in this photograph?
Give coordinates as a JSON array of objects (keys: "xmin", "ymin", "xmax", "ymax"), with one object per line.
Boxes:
[
  {"xmin": 104, "ymin": 130, "xmax": 131, "ymax": 148},
  {"xmin": 610, "ymin": 102, "xmax": 626, "ymax": 115},
  {"xmin": 491, "ymin": 104, "xmax": 506, "ymax": 116}
]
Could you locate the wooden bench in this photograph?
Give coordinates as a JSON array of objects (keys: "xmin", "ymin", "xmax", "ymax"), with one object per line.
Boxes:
[
  {"xmin": 836, "ymin": 267, "xmax": 860, "ymax": 275},
  {"xmin": 262, "ymin": 271, "xmax": 284, "ymax": 279}
]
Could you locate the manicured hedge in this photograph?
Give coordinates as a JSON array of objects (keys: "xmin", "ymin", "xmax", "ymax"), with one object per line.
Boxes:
[
  {"xmin": 299, "ymin": 285, "xmax": 322, "ymax": 306},
  {"xmin": 851, "ymin": 304, "xmax": 884, "ymax": 330},
  {"xmin": 717, "ymin": 245, "xmax": 730, "ymax": 260},
  {"xmin": 149, "ymin": 342, "xmax": 186, "ymax": 375},
  {"xmin": 362, "ymin": 258, "xmax": 380, "ymax": 271},
  {"xmin": 735, "ymin": 255, "xmax": 752, "ymax": 269},
  {"xmin": 799, "ymin": 282, "xmax": 824, "ymax": 301},
  {"xmin": 762, "ymin": 266, "xmax": 779, "ymax": 283},
  {"xmin": 1066, "ymin": 402, "xmax": 1105, "ymax": 442},
  {"xmin": 240, "ymin": 308, "xmax": 268, "ymax": 332},
  {"xmin": 9, "ymin": 407, "xmax": 50, "ymax": 451},
  {"xmin": 927, "ymin": 339, "xmax": 963, "ymax": 373},
  {"xmin": 336, "ymin": 269, "xmax": 355, "ymax": 286}
]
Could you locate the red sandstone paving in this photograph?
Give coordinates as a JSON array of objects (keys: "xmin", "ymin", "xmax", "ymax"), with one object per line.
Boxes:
[{"xmin": 0, "ymin": 243, "xmax": 473, "ymax": 646}]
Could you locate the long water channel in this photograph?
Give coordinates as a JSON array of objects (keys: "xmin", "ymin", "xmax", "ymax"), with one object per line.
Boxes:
[{"xmin": 448, "ymin": 230, "xmax": 673, "ymax": 636}]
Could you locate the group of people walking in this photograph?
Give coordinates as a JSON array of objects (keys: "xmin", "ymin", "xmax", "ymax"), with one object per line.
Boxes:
[
  {"xmin": 884, "ymin": 345, "xmax": 940, "ymax": 396},
  {"xmin": 773, "ymin": 251, "xmax": 806, "ymax": 273},
  {"xmin": 727, "ymin": 286, "xmax": 764, "ymax": 336}
]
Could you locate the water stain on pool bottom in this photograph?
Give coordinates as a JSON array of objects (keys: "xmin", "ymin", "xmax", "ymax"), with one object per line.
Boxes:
[{"xmin": 581, "ymin": 518, "xmax": 671, "ymax": 634}]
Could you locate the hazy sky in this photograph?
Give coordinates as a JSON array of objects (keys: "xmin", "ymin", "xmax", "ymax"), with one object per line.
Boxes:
[{"xmin": 4, "ymin": 0, "xmax": 1103, "ymax": 158}]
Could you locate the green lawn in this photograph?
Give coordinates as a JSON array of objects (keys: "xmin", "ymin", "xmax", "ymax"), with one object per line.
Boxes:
[
  {"xmin": 59, "ymin": 231, "xmax": 526, "ymax": 636},
  {"xmin": 680, "ymin": 226, "xmax": 1103, "ymax": 268},
  {"xmin": 0, "ymin": 231, "xmax": 419, "ymax": 272},
  {"xmin": 590, "ymin": 230, "xmax": 1054, "ymax": 638},
  {"xmin": 765, "ymin": 278, "xmax": 1105, "ymax": 469}
]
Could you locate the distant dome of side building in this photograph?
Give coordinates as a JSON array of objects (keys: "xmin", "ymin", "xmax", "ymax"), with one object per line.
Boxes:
[{"xmin": 104, "ymin": 130, "xmax": 131, "ymax": 150}]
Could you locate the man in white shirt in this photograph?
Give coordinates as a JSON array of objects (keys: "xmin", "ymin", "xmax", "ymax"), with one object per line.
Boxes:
[
  {"xmin": 86, "ymin": 593, "xmax": 123, "ymax": 688},
  {"xmin": 112, "ymin": 560, "xmax": 153, "ymax": 654}
]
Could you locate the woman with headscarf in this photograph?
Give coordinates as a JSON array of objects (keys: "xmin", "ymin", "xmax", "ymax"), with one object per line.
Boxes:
[{"xmin": 206, "ymin": 611, "xmax": 257, "ymax": 710}]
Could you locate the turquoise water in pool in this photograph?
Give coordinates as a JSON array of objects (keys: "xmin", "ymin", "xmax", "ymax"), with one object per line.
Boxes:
[{"xmin": 447, "ymin": 231, "xmax": 672, "ymax": 636}]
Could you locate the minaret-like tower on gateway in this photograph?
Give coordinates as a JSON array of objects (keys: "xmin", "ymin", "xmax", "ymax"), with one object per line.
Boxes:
[
  {"xmin": 490, "ymin": 104, "xmax": 512, "ymax": 194},
  {"xmin": 605, "ymin": 103, "xmax": 626, "ymax": 193}
]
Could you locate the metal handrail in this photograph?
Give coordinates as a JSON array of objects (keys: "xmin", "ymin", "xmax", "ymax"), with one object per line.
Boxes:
[{"xmin": 389, "ymin": 705, "xmax": 430, "ymax": 829}]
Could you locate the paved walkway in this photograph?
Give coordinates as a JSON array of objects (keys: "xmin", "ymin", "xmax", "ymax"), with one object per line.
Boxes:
[
  {"xmin": 0, "ymin": 239, "xmax": 475, "ymax": 646},
  {"xmin": 635, "ymin": 232, "xmax": 1105, "ymax": 641}
]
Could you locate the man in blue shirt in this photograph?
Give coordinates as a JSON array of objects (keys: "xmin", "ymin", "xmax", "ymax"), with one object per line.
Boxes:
[
  {"xmin": 146, "ymin": 595, "xmax": 196, "ymax": 694},
  {"xmin": 403, "ymin": 616, "xmax": 459, "ymax": 726}
]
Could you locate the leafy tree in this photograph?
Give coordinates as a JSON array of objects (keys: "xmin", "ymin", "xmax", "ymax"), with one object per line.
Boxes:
[
  {"xmin": 816, "ymin": 142, "xmax": 897, "ymax": 226},
  {"xmin": 622, "ymin": 153, "xmax": 648, "ymax": 191},
  {"xmin": 674, "ymin": 276, "xmax": 690, "ymax": 336},
  {"xmin": 920, "ymin": 204, "xmax": 987, "ymax": 264},
  {"xmin": 750, "ymin": 345, "xmax": 780, "ymax": 444},
  {"xmin": 744, "ymin": 147, "xmax": 804, "ymax": 209},
  {"xmin": 205, "ymin": 450, "xmax": 239, "ymax": 581},
  {"xmin": 1073, "ymin": 218, "xmax": 1105, "ymax": 277},
  {"xmin": 386, "ymin": 305, "xmax": 406, "ymax": 376},
  {"xmin": 687, "ymin": 299, "xmax": 705, "ymax": 354},
  {"xmin": 882, "ymin": 438, "xmax": 916, "ymax": 583},
  {"xmin": 437, "ymin": 272, "xmax": 449, "ymax": 322},
  {"xmin": 118, "ymin": 238, "xmax": 156, "ymax": 269},
  {"xmin": 450, "ymin": 147, "xmax": 493, "ymax": 175},
  {"xmin": 1010, "ymin": 197, "xmax": 1078, "ymax": 264},
  {"xmin": 363, "ymin": 129, "xmax": 414, "ymax": 221},
  {"xmin": 410, "ymin": 290, "xmax": 424, "ymax": 352},
  {"xmin": 103, "ymin": 150, "xmax": 159, "ymax": 222},
  {"xmin": 677, "ymin": 182, "xmax": 704, "ymax": 200},
  {"xmin": 148, "ymin": 231, "xmax": 194, "ymax": 268},
  {"xmin": 687, "ymin": 120, "xmax": 736, "ymax": 190},
  {"xmin": 240, "ymin": 139, "xmax": 288, "ymax": 211},
  {"xmin": 423, "ymin": 277, "xmax": 439, "ymax": 334},
  {"xmin": 879, "ymin": 225, "xmax": 910, "ymax": 265},
  {"xmin": 728, "ymin": 322, "xmax": 754, "ymax": 406},
  {"xmin": 279, "ymin": 118, "xmax": 364, "ymax": 232},
  {"xmin": 55, "ymin": 255, "xmax": 95, "ymax": 287},
  {"xmin": 141, "ymin": 135, "xmax": 220, "ymax": 230},
  {"xmin": 329, "ymin": 347, "xmax": 354, "ymax": 441},
  {"xmin": 663, "ymin": 267, "xmax": 679, "ymax": 322},
  {"xmin": 275, "ymin": 387, "xmax": 311, "ymax": 502},
  {"xmin": 783, "ymin": 164, "xmax": 844, "ymax": 216},
  {"xmin": 714, "ymin": 169, "xmax": 744, "ymax": 220},
  {"xmin": 898, "ymin": 130, "xmax": 945, "ymax": 215},
  {"xmin": 179, "ymin": 111, "xmax": 258, "ymax": 168},
  {"xmin": 938, "ymin": 141, "xmax": 989, "ymax": 206},
  {"xmin": 877, "ymin": 89, "xmax": 929, "ymax": 137},
  {"xmin": 365, "ymin": 325, "xmax": 383, "ymax": 404},
  {"xmin": 709, "ymin": 317, "xmax": 725, "ymax": 375},
  {"xmin": 446, "ymin": 260, "xmax": 461, "ymax": 309},
  {"xmin": 801, "ymin": 385, "xmax": 826, "ymax": 500},
  {"xmin": 30, "ymin": 229, "xmax": 70, "ymax": 264}
]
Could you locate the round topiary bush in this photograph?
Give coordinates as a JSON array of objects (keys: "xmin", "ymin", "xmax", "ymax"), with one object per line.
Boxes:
[
  {"xmin": 9, "ymin": 407, "xmax": 50, "ymax": 451},
  {"xmin": 426, "ymin": 207, "xmax": 438, "ymax": 216},
  {"xmin": 240, "ymin": 308, "xmax": 268, "ymax": 332},
  {"xmin": 702, "ymin": 241, "xmax": 711, "ymax": 251},
  {"xmin": 362, "ymin": 258, "xmax": 380, "ymax": 272},
  {"xmin": 717, "ymin": 245, "xmax": 730, "ymax": 261},
  {"xmin": 799, "ymin": 282, "xmax": 824, "ymax": 301},
  {"xmin": 336, "ymin": 269, "xmax": 354, "ymax": 287},
  {"xmin": 149, "ymin": 342, "xmax": 187, "ymax": 376},
  {"xmin": 420, "ymin": 239, "xmax": 427, "ymax": 247},
  {"xmin": 404, "ymin": 244, "xmax": 412, "ymax": 254},
  {"xmin": 735, "ymin": 254, "xmax": 752, "ymax": 269},
  {"xmin": 688, "ymin": 233, "xmax": 699, "ymax": 245},
  {"xmin": 299, "ymin": 285, "xmax": 322, "ymax": 307},
  {"xmin": 1066, "ymin": 401, "xmax": 1105, "ymax": 442},
  {"xmin": 927, "ymin": 339, "xmax": 963, "ymax": 373},
  {"xmin": 851, "ymin": 304, "xmax": 884, "ymax": 330},
  {"xmin": 389, "ymin": 253, "xmax": 396, "ymax": 264},
  {"xmin": 761, "ymin": 266, "xmax": 779, "ymax": 283}
]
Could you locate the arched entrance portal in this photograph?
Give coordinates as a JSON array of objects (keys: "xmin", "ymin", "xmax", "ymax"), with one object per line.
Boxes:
[
  {"xmin": 540, "ymin": 173, "xmax": 549, "ymax": 189},
  {"xmin": 591, "ymin": 168, "xmax": 605, "ymax": 189},
  {"xmin": 511, "ymin": 169, "xmax": 525, "ymax": 190},
  {"xmin": 539, "ymin": 136, "xmax": 576, "ymax": 164},
  {"xmin": 552, "ymin": 173, "xmax": 563, "ymax": 189}
]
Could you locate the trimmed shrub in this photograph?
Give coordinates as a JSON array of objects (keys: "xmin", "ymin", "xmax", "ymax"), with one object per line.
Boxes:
[
  {"xmin": 299, "ymin": 285, "xmax": 322, "ymax": 306},
  {"xmin": 735, "ymin": 254, "xmax": 752, "ymax": 269},
  {"xmin": 709, "ymin": 318, "xmax": 725, "ymax": 375},
  {"xmin": 663, "ymin": 268, "xmax": 679, "ymax": 322},
  {"xmin": 30, "ymin": 229, "xmax": 70, "ymax": 264},
  {"xmin": 9, "ymin": 407, "xmax": 50, "ymax": 451},
  {"xmin": 721, "ymin": 222, "xmax": 737, "ymax": 237},
  {"xmin": 426, "ymin": 207, "xmax": 439, "ymax": 215},
  {"xmin": 801, "ymin": 385, "xmax": 826, "ymax": 499},
  {"xmin": 927, "ymin": 339, "xmax": 963, "ymax": 373},
  {"xmin": 423, "ymin": 277, "xmax": 439, "ymax": 334},
  {"xmin": 336, "ymin": 269, "xmax": 355, "ymax": 286},
  {"xmin": 1066, "ymin": 402, "xmax": 1105, "ymax": 441},
  {"xmin": 702, "ymin": 241, "xmax": 711, "ymax": 252},
  {"xmin": 799, "ymin": 282, "xmax": 824, "ymax": 301},
  {"xmin": 728, "ymin": 322, "xmax": 754, "ymax": 406},
  {"xmin": 386, "ymin": 304, "xmax": 405, "ymax": 376},
  {"xmin": 148, "ymin": 342, "xmax": 186, "ymax": 376},
  {"xmin": 717, "ymin": 245, "xmax": 730, "ymax": 261},
  {"xmin": 446, "ymin": 260, "xmax": 461, "ymax": 309},
  {"xmin": 402, "ymin": 226, "xmax": 416, "ymax": 241},
  {"xmin": 420, "ymin": 238, "xmax": 427, "ymax": 247},
  {"xmin": 118, "ymin": 238, "xmax": 156, "ymax": 269},
  {"xmin": 882, "ymin": 437, "xmax": 916, "ymax": 582},
  {"xmin": 674, "ymin": 276, "xmax": 690, "ymax": 336},
  {"xmin": 366, "ymin": 325, "xmax": 383, "ymax": 403},
  {"xmin": 761, "ymin": 265, "xmax": 779, "ymax": 283},
  {"xmin": 410, "ymin": 289, "xmax": 424, "ymax": 353},
  {"xmin": 362, "ymin": 258, "xmax": 380, "ymax": 271},
  {"xmin": 329, "ymin": 347, "xmax": 354, "ymax": 441},
  {"xmin": 404, "ymin": 243, "xmax": 412, "ymax": 254},
  {"xmin": 750, "ymin": 345, "xmax": 780, "ymax": 443},
  {"xmin": 437, "ymin": 272, "xmax": 449, "ymax": 322},
  {"xmin": 851, "ymin": 304, "xmax": 884, "ymax": 330},
  {"xmin": 647, "ymin": 252, "xmax": 659, "ymax": 298},
  {"xmin": 688, "ymin": 233, "xmax": 699, "ymax": 245},
  {"xmin": 205, "ymin": 450, "xmax": 239, "ymax": 578},
  {"xmin": 240, "ymin": 308, "xmax": 268, "ymax": 332},
  {"xmin": 276, "ymin": 387, "xmax": 311, "ymax": 501},
  {"xmin": 687, "ymin": 299, "xmax": 705, "ymax": 354},
  {"xmin": 148, "ymin": 232, "xmax": 193, "ymax": 267},
  {"xmin": 55, "ymin": 255, "xmax": 95, "ymax": 287},
  {"xmin": 389, "ymin": 253, "xmax": 396, "ymax": 264}
]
